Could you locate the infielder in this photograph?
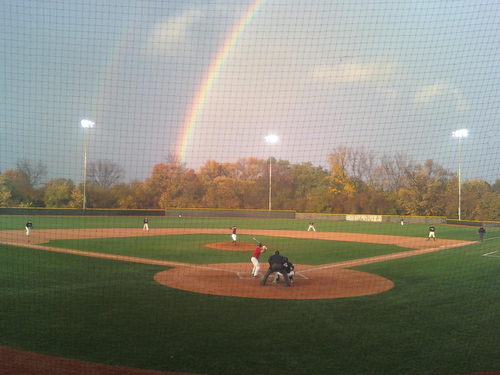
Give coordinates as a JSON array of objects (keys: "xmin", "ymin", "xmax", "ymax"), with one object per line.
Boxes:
[
  {"xmin": 273, "ymin": 257, "xmax": 295, "ymax": 284},
  {"xmin": 143, "ymin": 217, "xmax": 149, "ymax": 231},
  {"xmin": 25, "ymin": 220, "xmax": 33, "ymax": 237},
  {"xmin": 231, "ymin": 226, "xmax": 237, "ymax": 245},
  {"xmin": 427, "ymin": 226, "xmax": 436, "ymax": 241},
  {"xmin": 251, "ymin": 243, "xmax": 267, "ymax": 278}
]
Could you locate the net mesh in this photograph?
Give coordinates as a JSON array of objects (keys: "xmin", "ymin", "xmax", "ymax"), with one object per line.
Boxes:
[{"xmin": 1, "ymin": 1, "xmax": 500, "ymax": 374}]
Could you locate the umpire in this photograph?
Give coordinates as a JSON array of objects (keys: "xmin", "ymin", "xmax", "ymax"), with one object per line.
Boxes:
[{"xmin": 261, "ymin": 251, "xmax": 291, "ymax": 287}]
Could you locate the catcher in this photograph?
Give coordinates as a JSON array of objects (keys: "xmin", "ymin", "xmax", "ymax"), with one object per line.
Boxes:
[
  {"xmin": 273, "ymin": 257, "xmax": 295, "ymax": 284},
  {"xmin": 261, "ymin": 251, "xmax": 291, "ymax": 287},
  {"xmin": 251, "ymin": 243, "xmax": 267, "ymax": 278}
]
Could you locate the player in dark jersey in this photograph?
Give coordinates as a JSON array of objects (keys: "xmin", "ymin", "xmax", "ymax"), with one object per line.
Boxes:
[
  {"xmin": 274, "ymin": 257, "xmax": 295, "ymax": 283},
  {"xmin": 427, "ymin": 226, "xmax": 436, "ymax": 241},
  {"xmin": 25, "ymin": 220, "xmax": 33, "ymax": 237}
]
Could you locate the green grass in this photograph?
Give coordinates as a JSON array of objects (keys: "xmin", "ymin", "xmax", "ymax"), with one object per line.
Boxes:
[
  {"xmin": 2, "ymin": 215, "xmax": 498, "ymax": 241},
  {"xmin": 1, "ymin": 240, "xmax": 500, "ymax": 375},
  {"xmin": 43, "ymin": 234, "xmax": 411, "ymax": 265},
  {"xmin": 2, "ymin": 215, "xmax": 500, "ymax": 374}
]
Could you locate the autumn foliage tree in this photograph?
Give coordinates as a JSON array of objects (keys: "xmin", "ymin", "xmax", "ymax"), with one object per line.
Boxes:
[
  {"xmin": 327, "ymin": 147, "xmax": 356, "ymax": 198},
  {"xmin": 397, "ymin": 159, "xmax": 455, "ymax": 216},
  {"xmin": 2, "ymin": 154, "xmax": 500, "ymax": 221}
]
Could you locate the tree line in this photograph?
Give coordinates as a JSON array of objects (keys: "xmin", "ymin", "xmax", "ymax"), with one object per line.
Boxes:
[{"xmin": 1, "ymin": 148, "xmax": 500, "ymax": 220}]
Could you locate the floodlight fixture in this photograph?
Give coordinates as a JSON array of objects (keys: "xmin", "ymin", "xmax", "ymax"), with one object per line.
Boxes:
[
  {"xmin": 452, "ymin": 129, "xmax": 468, "ymax": 138},
  {"xmin": 265, "ymin": 134, "xmax": 279, "ymax": 144},
  {"xmin": 81, "ymin": 119, "xmax": 95, "ymax": 128}
]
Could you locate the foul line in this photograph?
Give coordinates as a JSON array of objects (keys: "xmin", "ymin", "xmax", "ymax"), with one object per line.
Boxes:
[
  {"xmin": 0, "ymin": 241, "xmax": 237, "ymax": 273},
  {"xmin": 299, "ymin": 241, "xmax": 472, "ymax": 273},
  {"xmin": 482, "ymin": 250, "xmax": 500, "ymax": 257}
]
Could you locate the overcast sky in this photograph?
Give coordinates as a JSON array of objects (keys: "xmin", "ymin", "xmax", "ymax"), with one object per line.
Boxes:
[{"xmin": 1, "ymin": 0, "xmax": 499, "ymax": 184}]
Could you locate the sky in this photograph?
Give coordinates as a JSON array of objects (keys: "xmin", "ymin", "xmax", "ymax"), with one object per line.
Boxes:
[{"xmin": 1, "ymin": 0, "xmax": 499, "ymax": 185}]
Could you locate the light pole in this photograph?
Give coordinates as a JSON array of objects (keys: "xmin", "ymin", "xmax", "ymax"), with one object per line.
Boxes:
[
  {"xmin": 452, "ymin": 129, "xmax": 468, "ymax": 220},
  {"xmin": 81, "ymin": 119, "xmax": 95, "ymax": 209},
  {"xmin": 265, "ymin": 134, "xmax": 279, "ymax": 211}
]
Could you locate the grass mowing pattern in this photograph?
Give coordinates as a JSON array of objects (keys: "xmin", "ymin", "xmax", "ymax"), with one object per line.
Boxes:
[
  {"xmin": 2, "ymin": 216, "xmax": 500, "ymax": 374},
  {"xmin": 2, "ymin": 241, "xmax": 500, "ymax": 375},
  {"xmin": 43, "ymin": 234, "xmax": 411, "ymax": 265},
  {"xmin": 3, "ymin": 215, "xmax": 498, "ymax": 241}
]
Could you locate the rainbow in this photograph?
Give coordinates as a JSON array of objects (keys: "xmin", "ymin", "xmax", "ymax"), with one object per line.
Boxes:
[{"xmin": 176, "ymin": 0, "xmax": 269, "ymax": 163}]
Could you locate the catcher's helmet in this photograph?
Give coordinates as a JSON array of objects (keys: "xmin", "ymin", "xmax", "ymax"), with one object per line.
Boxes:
[{"xmin": 283, "ymin": 257, "xmax": 288, "ymax": 262}]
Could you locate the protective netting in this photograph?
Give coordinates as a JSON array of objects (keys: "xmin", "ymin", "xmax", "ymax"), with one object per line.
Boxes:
[{"xmin": 1, "ymin": 1, "xmax": 500, "ymax": 374}]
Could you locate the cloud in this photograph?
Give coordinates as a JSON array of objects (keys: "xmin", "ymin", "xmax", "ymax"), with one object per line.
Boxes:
[
  {"xmin": 145, "ymin": 9, "xmax": 203, "ymax": 56},
  {"xmin": 308, "ymin": 60, "xmax": 398, "ymax": 84},
  {"xmin": 413, "ymin": 82, "xmax": 470, "ymax": 111}
]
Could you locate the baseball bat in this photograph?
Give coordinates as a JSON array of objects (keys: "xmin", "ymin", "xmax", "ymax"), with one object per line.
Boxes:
[{"xmin": 252, "ymin": 237, "xmax": 260, "ymax": 244}]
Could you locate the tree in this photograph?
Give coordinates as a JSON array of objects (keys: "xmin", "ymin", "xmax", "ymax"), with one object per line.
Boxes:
[
  {"xmin": 198, "ymin": 160, "xmax": 232, "ymax": 184},
  {"xmin": 346, "ymin": 147, "xmax": 377, "ymax": 192},
  {"xmin": 87, "ymin": 160, "xmax": 125, "ymax": 188},
  {"xmin": 0, "ymin": 174, "xmax": 12, "ymax": 206},
  {"xmin": 69, "ymin": 187, "xmax": 84, "ymax": 208},
  {"xmin": 265, "ymin": 159, "xmax": 294, "ymax": 210},
  {"xmin": 1, "ymin": 169, "xmax": 33, "ymax": 205},
  {"xmin": 16, "ymin": 159, "xmax": 47, "ymax": 187},
  {"xmin": 144, "ymin": 162, "xmax": 184, "ymax": 207},
  {"xmin": 374, "ymin": 152, "xmax": 413, "ymax": 193},
  {"xmin": 397, "ymin": 159, "xmax": 455, "ymax": 216},
  {"xmin": 158, "ymin": 169, "xmax": 204, "ymax": 208},
  {"xmin": 460, "ymin": 179, "xmax": 491, "ymax": 220},
  {"xmin": 491, "ymin": 178, "xmax": 500, "ymax": 193},
  {"xmin": 327, "ymin": 147, "xmax": 355, "ymax": 197},
  {"xmin": 474, "ymin": 191, "xmax": 500, "ymax": 221},
  {"xmin": 44, "ymin": 179, "xmax": 75, "ymax": 207}
]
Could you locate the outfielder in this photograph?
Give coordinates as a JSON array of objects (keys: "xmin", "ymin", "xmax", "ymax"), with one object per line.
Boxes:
[
  {"xmin": 307, "ymin": 222, "xmax": 316, "ymax": 231},
  {"xmin": 251, "ymin": 243, "xmax": 267, "ymax": 278},
  {"xmin": 143, "ymin": 217, "xmax": 149, "ymax": 231}
]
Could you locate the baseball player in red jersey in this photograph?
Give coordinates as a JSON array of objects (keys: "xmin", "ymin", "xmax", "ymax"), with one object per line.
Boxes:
[{"xmin": 251, "ymin": 243, "xmax": 267, "ymax": 278}]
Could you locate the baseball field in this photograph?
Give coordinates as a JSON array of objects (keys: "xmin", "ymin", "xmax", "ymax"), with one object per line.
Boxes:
[{"xmin": 1, "ymin": 216, "xmax": 500, "ymax": 375}]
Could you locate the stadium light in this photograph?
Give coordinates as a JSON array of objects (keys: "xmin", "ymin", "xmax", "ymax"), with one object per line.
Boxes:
[
  {"xmin": 265, "ymin": 134, "xmax": 279, "ymax": 211},
  {"xmin": 81, "ymin": 119, "xmax": 95, "ymax": 209},
  {"xmin": 452, "ymin": 129, "xmax": 468, "ymax": 220}
]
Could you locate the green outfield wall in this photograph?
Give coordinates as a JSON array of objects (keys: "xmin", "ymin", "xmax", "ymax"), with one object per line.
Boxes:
[
  {"xmin": 0, "ymin": 208, "xmax": 166, "ymax": 216},
  {"xmin": 1, "ymin": 208, "xmax": 493, "ymax": 226}
]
